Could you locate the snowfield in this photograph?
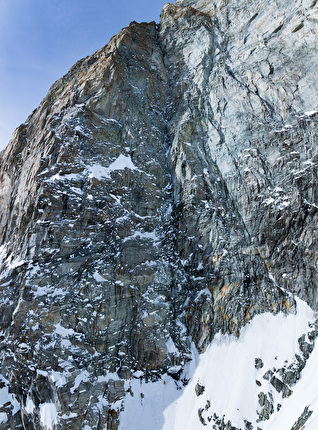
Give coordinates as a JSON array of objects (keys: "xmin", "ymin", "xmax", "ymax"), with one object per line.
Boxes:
[{"xmin": 118, "ymin": 297, "xmax": 317, "ymax": 430}]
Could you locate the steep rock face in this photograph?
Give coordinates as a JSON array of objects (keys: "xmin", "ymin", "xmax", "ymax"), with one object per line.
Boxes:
[
  {"xmin": 0, "ymin": 21, "xmax": 181, "ymax": 430},
  {"xmin": 0, "ymin": 0, "xmax": 317, "ymax": 428},
  {"xmin": 158, "ymin": 0, "xmax": 318, "ymax": 349},
  {"xmin": 169, "ymin": 0, "xmax": 318, "ymax": 310}
]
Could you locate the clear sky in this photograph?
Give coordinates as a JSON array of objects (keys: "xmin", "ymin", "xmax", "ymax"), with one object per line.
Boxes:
[{"xmin": 0, "ymin": 0, "xmax": 167, "ymax": 150}]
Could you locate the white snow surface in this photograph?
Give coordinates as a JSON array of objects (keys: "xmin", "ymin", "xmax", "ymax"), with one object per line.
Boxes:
[
  {"xmin": 47, "ymin": 172, "xmax": 80, "ymax": 182},
  {"xmin": 70, "ymin": 370, "xmax": 90, "ymax": 394},
  {"xmin": 108, "ymin": 154, "xmax": 137, "ymax": 171},
  {"xmin": 40, "ymin": 403, "xmax": 58, "ymax": 430},
  {"xmin": 0, "ymin": 412, "xmax": 7, "ymax": 424},
  {"xmin": 304, "ymin": 110, "xmax": 318, "ymax": 116},
  {"xmin": 123, "ymin": 230, "xmax": 159, "ymax": 243},
  {"xmin": 25, "ymin": 396, "xmax": 36, "ymax": 414},
  {"xmin": 93, "ymin": 271, "xmax": 106, "ymax": 283},
  {"xmin": 118, "ymin": 298, "xmax": 317, "ymax": 429},
  {"xmin": 88, "ymin": 154, "xmax": 137, "ymax": 180},
  {"xmin": 0, "ymin": 375, "xmax": 20, "ymax": 416},
  {"xmin": 119, "ymin": 347, "xmax": 199, "ymax": 430},
  {"xmin": 44, "ymin": 154, "xmax": 138, "ymax": 183}
]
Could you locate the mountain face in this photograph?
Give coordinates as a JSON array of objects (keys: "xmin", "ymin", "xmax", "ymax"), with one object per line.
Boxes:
[{"xmin": 0, "ymin": 0, "xmax": 317, "ymax": 428}]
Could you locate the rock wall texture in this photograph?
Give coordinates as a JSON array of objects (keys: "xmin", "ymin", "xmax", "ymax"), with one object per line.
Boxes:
[{"xmin": 0, "ymin": 0, "xmax": 317, "ymax": 428}]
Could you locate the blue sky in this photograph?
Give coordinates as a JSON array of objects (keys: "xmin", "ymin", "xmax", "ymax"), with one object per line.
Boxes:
[{"xmin": 0, "ymin": 0, "xmax": 167, "ymax": 150}]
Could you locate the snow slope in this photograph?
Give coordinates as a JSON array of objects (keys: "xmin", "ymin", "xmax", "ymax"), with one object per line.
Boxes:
[{"xmin": 118, "ymin": 298, "xmax": 317, "ymax": 429}]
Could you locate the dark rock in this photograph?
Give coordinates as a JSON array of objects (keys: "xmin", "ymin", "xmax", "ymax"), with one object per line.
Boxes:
[
  {"xmin": 195, "ymin": 383, "xmax": 205, "ymax": 396},
  {"xmin": 0, "ymin": 0, "xmax": 317, "ymax": 427},
  {"xmin": 270, "ymin": 376, "xmax": 284, "ymax": 393},
  {"xmin": 198, "ymin": 407, "xmax": 207, "ymax": 426},
  {"xmin": 298, "ymin": 334, "xmax": 315, "ymax": 359},
  {"xmin": 257, "ymin": 392, "xmax": 274, "ymax": 421},
  {"xmin": 263, "ymin": 370, "xmax": 274, "ymax": 381},
  {"xmin": 291, "ymin": 406, "xmax": 313, "ymax": 430},
  {"xmin": 255, "ymin": 358, "xmax": 264, "ymax": 370}
]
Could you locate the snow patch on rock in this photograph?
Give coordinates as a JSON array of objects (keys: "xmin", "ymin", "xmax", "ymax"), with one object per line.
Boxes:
[{"xmin": 39, "ymin": 403, "xmax": 58, "ymax": 430}]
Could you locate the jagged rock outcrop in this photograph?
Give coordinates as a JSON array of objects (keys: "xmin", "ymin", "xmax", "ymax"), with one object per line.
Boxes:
[{"xmin": 0, "ymin": 0, "xmax": 317, "ymax": 428}]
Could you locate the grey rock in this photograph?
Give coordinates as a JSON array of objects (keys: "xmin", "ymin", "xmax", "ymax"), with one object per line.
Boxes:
[
  {"xmin": 195, "ymin": 382, "xmax": 205, "ymax": 396},
  {"xmin": 298, "ymin": 334, "xmax": 315, "ymax": 359},
  {"xmin": 257, "ymin": 392, "xmax": 274, "ymax": 421},
  {"xmin": 291, "ymin": 406, "xmax": 313, "ymax": 430},
  {"xmin": 263, "ymin": 370, "xmax": 274, "ymax": 381},
  {"xmin": 198, "ymin": 407, "xmax": 207, "ymax": 426},
  {"xmin": 270, "ymin": 376, "xmax": 292, "ymax": 398},
  {"xmin": 0, "ymin": 0, "xmax": 317, "ymax": 427},
  {"xmin": 255, "ymin": 358, "xmax": 264, "ymax": 370},
  {"xmin": 244, "ymin": 421, "xmax": 253, "ymax": 430}
]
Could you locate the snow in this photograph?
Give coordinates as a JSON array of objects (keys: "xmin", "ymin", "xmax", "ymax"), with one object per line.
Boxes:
[
  {"xmin": 40, "ymin": 403, "xmax": 58, "ymax": 430},
  {"xmin": 263, "ymin": 187, "xmax": 291, "ymax": 210},
  {"xmin": 7, "ymin": 256, "xmax": 25, "ymax": 270},
  {"xmin": 118, "ymin": 298, "xmax": 315, "ymax": 430},
  {"xmin": 45, "ymin": 154, "xmax": 138, "ymax": 184},
  {"xmin": 93, "ymin": 271, "xmax": 106, "ymax": 282},
  {"xmin": 70, "ymin": 370, "xmax": 90, "ymax": 394},
  {"xmin": 37, "ymin": 369, "xmax": 49, "ymax": 377},
  {"xmin": 34, "ymin": 286, "xmax": 65, "ymax": 298},
  {"xmin": 162, "ymin": 299, "xmax": 315, "ymax": 429},
  {"xmin": 0, "ymin": 413, "xmax": 7, "ymax": 424},
  {"xmin": 133, "ymin": 370, "xmax": 145, "ymax": 378},
  {"xmin": 49, "ymin": 371, "xmax": 67, "ymax": 388},
  {"xmin": 61, "ymin": 412, "xmax": 78, "ymax": 419},
  {"xmin": 166, "ymin": 337, "xmax": 179, "ymax": 355},
  {"xmin": 0, "ymin": 375, "xmax": 20, "ymax": 415},
  {"xmin": 54, "ymin": 323, "xmax": 76, "ymax": 338},
  {"xmin": 108, "ymin": 154, "xmax": 137, "ymax": 171},
  {"xmin": 123, "ymin": 230, "xmax": 159, "ymax": 243},
  {"xmin": 88, "ymin": 164, "xmax": 110, "ymax": 180},
  {"xmin": 118, "ymin": 345, "xmax": 198, "ymax": 430},
  {"xmin": 70, "ymin": 186, "xmax": 83, "ymax": 195},
  {"xmin": 46, "ymin": 173, "xmax": 80, "ymax": 182},
  {"xmin": 25, "ymin": 396, "xmax": 35, "ymax": 414},
  {"xmin": 88, "ymin": 154, "xmax": 137, "ymax": 180},
  {"xmin": 74, "ymin": 125, "xmax": 91, "ymax": 137},
  {"xmin": 96, "ymin": 394, "xmax": 108, "ymax": 412},
  {"xmin": 304, "ymin": 110, "xmax": 318, "ymax": 116},
  {"xmin": 118, "ymin": 377, "xmax": 182, "ymax": 430}
]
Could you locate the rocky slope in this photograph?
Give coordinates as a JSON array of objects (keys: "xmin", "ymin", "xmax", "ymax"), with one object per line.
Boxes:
[{"xmin": 0, "ymin": 0, "xmax": 317, "ymax": 428}]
